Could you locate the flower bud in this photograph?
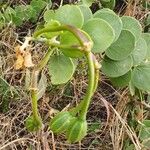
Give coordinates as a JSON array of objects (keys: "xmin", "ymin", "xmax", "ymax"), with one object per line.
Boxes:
[
  {"xmin": 49, "ymin": 111, "xmax": 73, "ymax": 134},
  {"xmin": 66, "ymin": 118, "xmax": 87, "ymax": 143}
]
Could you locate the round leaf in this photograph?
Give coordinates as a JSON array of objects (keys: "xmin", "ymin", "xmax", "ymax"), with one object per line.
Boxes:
[
  {"xmin": 101, "ymin": 56, "xmax": 133, "ymax": 77},
  {"xmin": 44, "ymin": 10, "xmax": 55, "ymax": 22},
  {"xmin": 110, "ymin": 70, "xmax": 131, "ymax": 87},
  {"xmin": 83, "ymin": 18, "xmax": 115, "ymax": 53},
  {"xmin": 142, "ymin": 33, "xmax": 150, "ymax": 59},
  {"xmin": 94, "ymin": 9, "xmax": 122, "ymax": 41},
  {"xmin": 132, "ymin": 63, "xmax": 150, "ymax": 91},
  {"xmin": 79, "ymin": 5, "xmax": 93, "ymax": 24},
  {"xmin": 55, "ymin": 5, "xmax": 84, "ymax": 28},
  {"xmin": 132, "ymin": 37, "xmax": 147, "ymax": 66},
  {"xmin": 48, "ymin": 54, "xmax": 75, "ymax": 85},
  {"xmin": 60, "ymin": 31, "xmax": 84, "ymax": 58},
  {"xmin": 121, "ymin": 16, "xmax": 142, "ymax": 42},
  {"xmin": 101, "ymin": 0, "xmax": 116, "ymax": 10},
  {"xmin": 105, "ymin": 30, "xmax": 135, "ymax": 60}
]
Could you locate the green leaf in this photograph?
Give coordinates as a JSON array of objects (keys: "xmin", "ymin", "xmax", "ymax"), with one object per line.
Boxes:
[
  {"xmin": 101, "ymin": 0, "xmax": 116, "ymax": 10},
  {"xmin": 13, "ymin": 5, "xmax": 26, "ymax": 26},
  {"xmin": 48, "ymin": 54, "xmax": 75, "ymax": 85},
  {"xmin": 30, "ymin": 0, "xmax": 47, "ymax": 13},
  {"xmin": 43, "ymin": 20, "xmax": 61, "ymax": 39},
  {"xmin": 101, "ymin": 56, "xmax": 133, "ymax": 77},
  {"xmin": 121, "ymin": 16, "xmax": 142, "ymax": 42},
  {"xmin": 44, "ymin": 10, "xmax": 55, "ymax": 22},
  {"xmin": 25, "ymin": 5, "xmax": 37, "ymax": 20},
  {"xmin": 55, "ymin": 5, "xmax": 84, "ymax": 28},
  {"xmin": 132, "ymin": 37, "xmax": 147, "ymax": 66},
  {"xmin": 110, "ymin": 70, "xmax": 131, "ymax": 87},
  {"xmin": 79, "ymin": 5, "xmax": 93, "ymax": 24},
  {"xmin": 106, "ymin": 30, "xmax": 135, "ymax": 60},
  {"xmin": 132, "ymin": 63, "xmax": 150, "ymax": 91},
  {"xmin": 145, "ymin": 14, "xmax": 150, "ymax": 26},
  {"xmin": 3, "ymin": 6, "xmax": 16, "ymax": 22},
  {"xmin": 60, "ymin": 31, "xmax": 84, "ymax": 58},
  {"xmin": 94, "ymin": 9, "xmax": 122, "ymax": 41},
  {"xmin": 142, "ymin": 33, "xmax": 150, "ymax": 59},
  {"xmin": 83, "ymin": 18, "xmax": 115, "ymax": 53},
  {"xmin": 37, "ymin": 73, "xmax": 47, "ymax": 100},
  {"xmin": 139, "ymin": 120, "xmax": 150, "ymax": 148}
]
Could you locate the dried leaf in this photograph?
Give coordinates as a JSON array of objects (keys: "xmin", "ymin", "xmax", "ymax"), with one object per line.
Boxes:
[
  {"xmin": 24, "ymin": 51, "xmax": 34, "ymax": 68},
  {"xmin": 14, "ymin": 45, "xmax": 24, "ymax": 70},
  {"xmin": 15, "ymin": 54, "xmax": 24, "ymax": 70},
  {"xmin": 37, "ymin": 73, "xmax": 47, "ymax": 100},
  {"xmin": 25, "ymin": 69, "xmax": 31, "ymax": 89}
]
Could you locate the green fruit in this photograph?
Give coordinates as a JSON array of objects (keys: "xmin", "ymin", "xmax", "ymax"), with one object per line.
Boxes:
[
  {"xmin": 25, "ymin": 115, "xmax": 42, "ymax": 132},
  {"xmin": 66, "ymin": 118, "xmax": 87, "ymax": 143},
  {"xmin": 49, "ymin": 111, "xmax": 73, "ymax": 133}
]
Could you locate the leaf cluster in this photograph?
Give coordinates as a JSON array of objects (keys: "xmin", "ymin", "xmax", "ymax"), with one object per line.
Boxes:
[{"xmin": 0, "ymin": 0, "xmax": 49, "ymax": 28}]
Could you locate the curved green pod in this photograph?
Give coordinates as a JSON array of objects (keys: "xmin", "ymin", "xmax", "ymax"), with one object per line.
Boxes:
[
  {"xmin": 49, "ymin": 111, "xmax": 74, "ymax": 133},
  {"xmin": 66, "ymin": 118, "xmax": 87, "ymax": 143}
]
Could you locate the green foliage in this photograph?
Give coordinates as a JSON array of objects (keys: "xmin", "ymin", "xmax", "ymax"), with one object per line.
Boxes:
[
  {"xmin": 83, "ymin": 18, "xmax": 115, "ymax": 53},
  {"xmin": 139, "ymin": 120, "xmax": 150, "ymax": 149},
  {"xmin": 93, "ymin": 9, "xmax": 122, "ymax": 41},
  {"xmin": 79, "ymin": 5, "xmax": 93, "ymax": 24},
  {"xmin": 121, "ymin": 16, "xmax": 142, "ymax": 42},
  {"xmin": 0, "ymin": 77, "xmax": 16, "ymax": 112},
  {"xmin": 100, "ymin": 0, "xmax": 116, "ymax": 10},
  {"xmin": 142, "ymin": 33, "xmax": 150, "ymax": 59},
  {"xmin": 55, "ymin": 5, "xmax": 84, "ymax": 28},
  {"xmin": 48, "ymin": 54, "xmax": 75, "ymax": 85},
  {"xmin": 105, "ymin": 30, "xmax": 135, "ymax": 60},
  {"xmin": 110, "ymin": 71, "xmax": 131, "ymax": 88},
  {"xmin": 0, "ymin": 0, "xmax": 48, "ymax": 28},
  {"xmin": 131, "ymin": 63, "xmax": 150, "ymax": 91},
  {"xmin": 131, "ymin": 37, "xmax": 147, "ymax": 66},
  {"xmin": 101, "ymin": 56, "xmax": 133, "ymax": 77},
  {"xmin": 60, "ymin": 31, "xmax": 84, "ymax": 58}
]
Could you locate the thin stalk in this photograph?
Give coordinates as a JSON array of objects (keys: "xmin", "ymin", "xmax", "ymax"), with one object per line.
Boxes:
[
  {"xmin": 79, "ymin": 52, "xmax": 95, "ymax": 120},
  {"xmin": 30, "ymin": 70, "xmax": 41, "ymax": 122},
  {"xmin": 33, "ymin": 25, "xmax": 92, "ymax": 50},
  {"xmin": 31, "ymin": 90, "xmax": 40, "ymax": 120},
  {"xmin": 69, "ymin": 100, "xmax": 84, "ymax": 116},
  {"xmin": 35, "ymin": 48, "xmax": 53, "ymax": 71},
  {"xmin": 48, "ymin": 42, "xmax": 82, "ymax": 51},
  {"xmin": 93, "ymin": 69, "xmax": 100, "ymax": 93}
]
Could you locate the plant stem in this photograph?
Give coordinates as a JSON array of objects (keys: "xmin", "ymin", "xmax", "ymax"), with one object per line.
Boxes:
[
  {"xmin": 33, "ymin": 25, "xmax": 92, "ymax": 51},
  {"xmin": 48, "ymin": 42, "xmax": 82, "ymax": 51},
  {"xmin": 35, "ymin": 48, "xmax": 53, "ymax": 71},
  {"xmin": 79, "ymin": 52, "xmax": 95, "ymax": 120},
  {"xmin": 31, "ymin": 70, "xmax": 41, "ymax": 122},
  {"xmin": 93, "ymin": 69, "xmax": 100, "ymax": 93},
  {"xmin": 31, "ymin": 90, "xmax": 40, "ymax": 120}
]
